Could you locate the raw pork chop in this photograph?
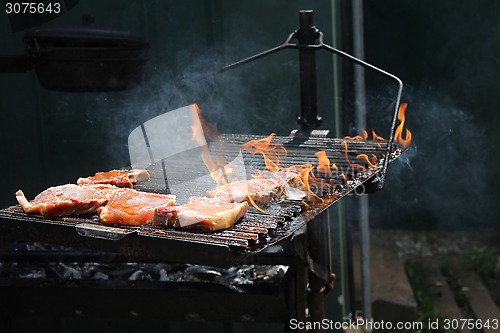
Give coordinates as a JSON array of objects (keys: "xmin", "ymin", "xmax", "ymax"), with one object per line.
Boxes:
[
  {"xmin": 98, "ymin": 188, "xmax": 176, "ymax": 226},
  {"xmin": 16, "ymin": 184, "xmax": 121, "ymax": 217},
  {"xmin": 154, "ymin": 196, "xmax": 249, "ymax": 232},
  {"xmin": 77, "ymin": 169, "xmax": 150, "ymax": 188}
]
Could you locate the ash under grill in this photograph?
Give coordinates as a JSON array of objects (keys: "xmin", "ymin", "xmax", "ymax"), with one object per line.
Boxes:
[{"xmin": 0, "ymin": 133, "xmax": 402, "ymax": 268}]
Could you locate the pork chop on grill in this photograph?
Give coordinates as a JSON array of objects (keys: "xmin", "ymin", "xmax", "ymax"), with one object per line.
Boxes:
[
  {"xmin": 154, "ymin": 196, "xmax": 249, "ymax": 232},
  {"xmin": 77, "ymin": 169, "xmax": 150, "ymax": 188},
  {"xmin": 205, "ymin": 170, "xmax": 301, "ymax": 206},
  {"xmin": 98, "ymin": 188, "xmax": 176, "ymax": 226},
  {"xmin": 15, "ymin": 184, "xmax": 121, "ymax": 217},
  {"xmin": 206, "ymin": 178, "xmax": 285, "ymax": 206}
]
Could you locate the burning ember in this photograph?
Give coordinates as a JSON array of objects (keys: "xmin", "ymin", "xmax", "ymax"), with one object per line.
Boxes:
[{"xmin": 0, "ymin": 242, "xmax": 288, "ymax": 287}]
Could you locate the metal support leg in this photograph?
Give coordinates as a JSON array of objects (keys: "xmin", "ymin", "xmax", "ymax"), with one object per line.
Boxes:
[
  {"xmin": 307, "ymin": 211, "xmax": 333, "ymax": 332},
  {"xmin": 294, "ymin": 259, "xmax": 308, "ymax": 333}
]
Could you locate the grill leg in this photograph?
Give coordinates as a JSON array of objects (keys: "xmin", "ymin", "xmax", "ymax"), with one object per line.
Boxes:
[
  {"xmin": 293, "ymin": 259, "xmax": 308, "ymax": 333},
  {"xmin": 308, "ymin": 272, "xmax": 327, "ymax": 326},
  {"xmin": 306, "ymin": 211, "xmax": 333, "ymax": 332}
]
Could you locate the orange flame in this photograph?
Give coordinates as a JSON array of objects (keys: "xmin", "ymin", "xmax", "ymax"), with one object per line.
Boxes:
[
  {"xmin": 344, "ymin": 130, "xmax": 371, "ymax": 141},
  {"xmin": 339, "ymin": 173, "xmax": 348, "ymax": 184},
  {"xmin": 209, "ymin": 166, "xmax": 234, "ymax": 186},
  {"xmin": 237, "ymin": 115, "xmax": 411, "ymax": 205},
  {"xmin": 240, "ymin": 134, "xmax": 291, "ymax": 211},
  {"xmin": 241, "ymin": 133, "xmax": 287, "ymax": 172},
  {"xmin": 372, "ymin": 130, "xmax": 385, "ymax": 141},
  {"xmin": 341, "ymin": 141, "xmax": 367, "ymax": 171},
  {"xmin": 191, "ymin": 104, "xmax": 231, "ymax": 186},
  {"xmin": 341, "ymin": 103, "xmax": 412, "ymax": 150},
  {"xmin": 190, "ymin": 106, "xmax": 205, "ymax": 146},
  {"xmin": 246, "ymin": 194, "xmax": 269, "ymax": 214},
  {"xmin": 283, "ymin": 164, "xmax": 322, "ymax": 202},
  {"xmin": 345, "ymin": 130, "xmax": 386, "ymax": 148},
  {"xmin": 314, "ymin": 150, "xmax": 331, "ymax": 174},
  {"xmin": 394, "ymin": 102, "xmax": 412, "ymax": 149},
  {"xmin": 356, "ymin": 154, "xmax": 377, "ymax": 169}
]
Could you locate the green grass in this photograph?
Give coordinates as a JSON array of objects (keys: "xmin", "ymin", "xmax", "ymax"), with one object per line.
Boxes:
[
  {"xmin": 405, "ymin": 259, "xmax": 445, "ymax": 333},
  {"xmin": 405, "ymin": 246, "xmax": 499, "ymax": 333},
  {"xmin": 441, "ymin": 263, "xmax": 479, "ymax": 332},
  {"xmin": 468, "ymin": 245, "xmax": 500, "ymax": 306}
]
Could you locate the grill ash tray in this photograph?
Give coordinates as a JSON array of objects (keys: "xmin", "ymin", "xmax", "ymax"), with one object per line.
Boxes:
[{"xmin": 0, "ymin": 135, "xmax": 404, "ymax": 268}]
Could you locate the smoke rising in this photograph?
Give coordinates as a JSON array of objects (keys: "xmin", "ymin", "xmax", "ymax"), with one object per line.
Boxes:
[
  {"xmin": 92, "ymin": 32, "xmax": 305, "ymax": 171},
  {"xmin": 369, "ymin": 90, "xmax": 495, "ymax": 229},
  {"xmin": 360, "ymin": 0, "xmax": 500, "ymax": 230}
]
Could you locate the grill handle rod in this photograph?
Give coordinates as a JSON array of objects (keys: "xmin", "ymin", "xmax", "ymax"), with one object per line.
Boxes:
[
  {"xmin": 318, "ymin": 43, "xmax": 403, "ymax": 190},
  {"xmin": 219, "ymin": 16, "xmax": 403, "ymax": 190}
]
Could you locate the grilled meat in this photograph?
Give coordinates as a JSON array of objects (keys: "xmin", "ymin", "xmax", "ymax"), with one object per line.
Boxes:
[
  {"xmin": 154, "ymin": 196, "xmax": 249, "ymax": 232},
  {"xmin": 206, "ymin": 178, "xmax": 285, "ymax": 206},
  {"xmin": 15, "ymin": 184, "xmax": 121, "ymax": 217},
  {"xmin": 98, "ymin": 188, "xmax": 176, "ymax": 226},
  {"xmin": 77, "ymin": 169, "xmax": 150, "ymax": 188},
  {"xmin": 205, "ymin": 170, "xmax": 301, "ymax": 206}
]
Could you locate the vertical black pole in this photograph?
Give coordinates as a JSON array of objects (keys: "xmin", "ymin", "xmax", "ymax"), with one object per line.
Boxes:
[
  {"xmin": 296, "ymin": 11, "xmax": 330, "ymax": 332},
  {"xmin": 296, "ymin": 10, "xmax": 322, "ymax": 133}
]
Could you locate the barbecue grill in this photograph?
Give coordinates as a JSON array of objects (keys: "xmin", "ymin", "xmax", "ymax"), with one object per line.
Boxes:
[
  {"xmin": 0, "ymin": 133, "xmax": 402, "ymax": 266},
  {"xmin": 0, "ymin": 10, "xmax": 407, "ymax": 331}
]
